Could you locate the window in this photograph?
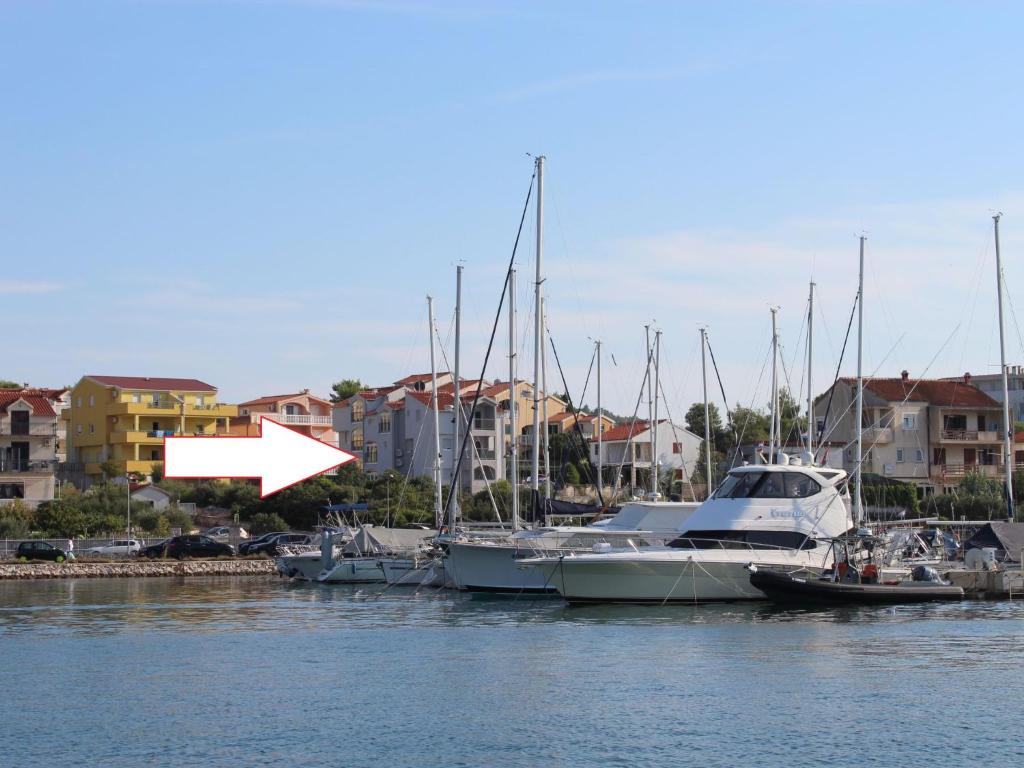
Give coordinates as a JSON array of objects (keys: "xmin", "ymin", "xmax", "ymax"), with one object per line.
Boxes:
[
  {"xmin": 380, "ymin": 411, "xmax": 391, "ymax": 433},
  {"xmin": 351, "ymin": 401, "xmax": 365, "ymax": 421},
  {"xmin": 915, "ymin": 449, "xmax": 924, "ymax": 463},
  {"xmin": 132, "ymin": 393, "xmax": 141, "ymax": 403},
  {"xmin": 364, "ymin": 443, "xmax": 378, "ymax": 464},
  {"xmin": 442, "ymin": 437, "xmax": 454, "ymax": 450},
  {"xmin": 752, "ymin": 473, "xmax": 786, "ymax": 498},
  {"xmin": 896, "ymin": 448, "xmax": 905, "ymax": 463},
  {"xmin": 902, "ymin": 414, "xmax": 916, "ymax": 430},
  {"xmin": 715, "ymin": 471, "xmax": 820, "ymax": 499},
  {"xmin": 88, "ymin": 395, "xmax": 94, "ymax": 406},
  {"xmin": 195, "ymin": 425, "xmax": 205, "ymax": 435},
  {"xmin": 196, "ymin": 395, "xmax": 206, "ymax": 406},
  {"xmin": 76, "ymin": 424, "xmax": 82, "ymax": 434},
  {"xmin": 351, "ymin": 428, "xmax": 364, "ymax": 451},
  {"xmin": 672, "ymin": 442, "xmax": 682, "ymax": 454},
  {"xmin": 669, "ymin": 530, "xmax": 817, "ymax": 551},
  {"xmin": 88, "ymin": 423, "xmax": 94, "ymax": 434}
]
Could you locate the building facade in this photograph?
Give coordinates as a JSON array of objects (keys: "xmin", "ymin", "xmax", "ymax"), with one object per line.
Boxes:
[
  {"xmin": 814, "ymin": 372, "xmax": 1006, "ymax": 493},
  {"xmin": 67, "ymin": 375, "xmax": 237, "ymax": 481},
  {"xmin": 591, "ymin": 419, "xmax": 702, "ymax": 496},
  {"xmin": 0, "ymin": 388, "xmax": 65, "ymax": 505},
  {"xmin": 232, "ymin": 389, "xmax": 337, "ymax": 445}
]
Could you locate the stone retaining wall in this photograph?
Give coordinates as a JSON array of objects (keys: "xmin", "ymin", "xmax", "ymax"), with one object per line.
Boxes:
[{"xmin": 0, "ymin": 559, "xmax": 279, "ymax": 580}]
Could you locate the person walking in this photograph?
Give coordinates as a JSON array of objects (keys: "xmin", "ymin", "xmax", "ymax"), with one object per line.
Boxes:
[{"xmin": 66, "ymin": 537, "xmax": 75, "ymax": 561}]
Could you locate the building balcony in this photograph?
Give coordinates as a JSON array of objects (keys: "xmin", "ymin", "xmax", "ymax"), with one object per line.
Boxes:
[
  {"xmin": 932, "ymin": 463, "xmax": 1002, "ymax": 481},
  {"xmin": 256, "ymin": 413, "xmax": 333, "ymax": 427},
  {"xmin": 109, "ymin": 430, "xmax": 173, "ymax": 444},
  {"xmin": 939, "ymin": 429, "xmax": 1000, "ymax": 443},
  {"xmin": 470, "ymin": 419, "xmax": 497, "ymax": 432},
  {"xmin": 0, "ymin": 424, "xmax": 58, "ymax": 437},
  {"xmin": 862, "ymin": 427, "xmax": 893, "ymax": 444},
  {"xmin": 0, "ymin": 459, "xmax": 58, "ymax": 475},
  {"xmin": 109, "ymin": 402, "xmax": 237, "ymax": 417}
]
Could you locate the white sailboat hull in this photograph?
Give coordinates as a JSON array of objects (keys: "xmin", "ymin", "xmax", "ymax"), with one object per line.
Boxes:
[
  {"xmin": 381, "ymin": 556, "xmax": 448, "ymax": 587},
  {"xmin": 317, "ymin": 557, "xmax": 386, "ymax": 583},
  {"xmin": 523, "ymin": 548, "xmax": 829, "ymax": 604},
  {"xmin": 275, "ymin": 552, "xmax": 328, "ymax": 581},
  {"xmin": 447, "ymin": 541, "xmax": 560, "ymax": 594}
]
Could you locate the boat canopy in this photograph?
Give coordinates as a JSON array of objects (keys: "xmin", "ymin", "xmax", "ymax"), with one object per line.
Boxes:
[
  {"xmin": 597, "ymin": 502, "xmax": 700, "ymax": 533},
  {"xmin": 343, "ymin": 526, "xmax": 438, "ymax": 555},
  {"xmin": 963, "ymin": 522, "xmax": 1024, "ymax": 562}
]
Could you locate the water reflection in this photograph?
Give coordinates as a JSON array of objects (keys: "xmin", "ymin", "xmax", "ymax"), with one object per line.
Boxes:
[{"xmin": 2, "ymin": 576, "xmax": 1024, "ymax": 637}]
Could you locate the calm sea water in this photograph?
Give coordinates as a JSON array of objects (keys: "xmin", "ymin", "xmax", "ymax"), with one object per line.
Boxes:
[{"xmin": 1, "ymin": 576, "xmax": 1022, "ymax": 767}]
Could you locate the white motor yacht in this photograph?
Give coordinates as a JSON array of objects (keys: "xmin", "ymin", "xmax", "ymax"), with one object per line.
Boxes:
[
  {"xmin": 520, "ymin": 463, "xmax": 852, "ymax": 603},
  {"xmin": 445, "ymin": 501, "xmax": 699, "ymax": 594}
]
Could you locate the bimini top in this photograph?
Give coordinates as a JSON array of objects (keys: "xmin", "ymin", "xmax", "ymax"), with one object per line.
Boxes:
[{"xmin": 678, "ymin": 464, "xmax": 852, "ymax": 541}]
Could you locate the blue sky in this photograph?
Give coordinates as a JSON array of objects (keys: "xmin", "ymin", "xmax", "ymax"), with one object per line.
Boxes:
[{"xmin": 3, "ymin": 0, "xmax": 1023, "ymax": 419}]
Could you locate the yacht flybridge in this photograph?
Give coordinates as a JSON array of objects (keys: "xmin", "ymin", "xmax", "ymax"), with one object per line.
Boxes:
[{"xmin": 519, "ymin": 461, "xmax": 853, "ymax": 604}]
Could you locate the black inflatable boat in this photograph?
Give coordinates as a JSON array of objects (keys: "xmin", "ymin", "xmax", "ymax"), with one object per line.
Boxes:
[{"xmin": 748, "ymin": 565, "xmax": 964, "ymax": 604}]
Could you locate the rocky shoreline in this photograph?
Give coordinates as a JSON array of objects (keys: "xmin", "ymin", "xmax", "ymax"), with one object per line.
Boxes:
[{"xmin": 0, "ymin": 559, "xmax": 279, "ymax": 580}]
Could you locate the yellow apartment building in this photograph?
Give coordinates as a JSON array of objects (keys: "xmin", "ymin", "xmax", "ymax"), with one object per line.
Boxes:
[{"xmin": 67, "ymin": 375, "xmax": 237, "ymax": 479}]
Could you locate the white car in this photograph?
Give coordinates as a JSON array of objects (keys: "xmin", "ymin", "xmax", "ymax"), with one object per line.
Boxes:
[{"xmin": 83, "ymin": 539, "xmax": 143, "ymax": 557}]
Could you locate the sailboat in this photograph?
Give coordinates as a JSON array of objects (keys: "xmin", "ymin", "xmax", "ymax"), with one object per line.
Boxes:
[{"xmin": 445, "ymin": 157, "xmax": 698, "ymax": 593}]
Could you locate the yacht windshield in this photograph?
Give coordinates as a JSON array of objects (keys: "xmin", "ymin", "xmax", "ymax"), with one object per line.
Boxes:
[
  {"xmin": 668, "ymin": 530, "xmax": 817, "ymax": 550},
  {"xmin": 714, "ymin": 472, "xmax": 821, "ymax": 499}
]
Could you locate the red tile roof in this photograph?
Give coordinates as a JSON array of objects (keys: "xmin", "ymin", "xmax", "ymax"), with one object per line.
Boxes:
[
  {"xmin": 394, "ymin": 372, "xmax": 449, "ymax": 386},
  {"xmin": 406, "ymin": 391, "xmax": 455, "ymax": 410},
  {"xmin": 597, "ymin": 419, "xmax": 668, "ymax": 442},
  {"xmin": 840, "ymin": 377, "xmax": 999, "ymax": 407},
  {"xmin": 0, "ymin": 389, "xmax": 57, "ymax": 416},
  {"xmin": 437, "ymin": 379, "xmax": 485, "ymax": 393},
  {"xmin": 87, "ymin": 375, "xmax": 216, "ymax": 392},
  {"xmin": 239, "ymin": 392, "xmax": 332, "ymax": 408}
]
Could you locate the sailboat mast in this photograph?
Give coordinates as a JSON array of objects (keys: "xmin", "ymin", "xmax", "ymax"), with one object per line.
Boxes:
[
  {"xmin": 541, "ymin": 297, "xmax": 552, "ymax": 500},
  {"xmin": 427, "ymin": 295, "xmax": 443, "ymax": 529},
  {"xmin": 701, "ymin": 327, "xmax": 712, "ymax": 495},
  {"xmin": 596, "ymin": 339, "xmax": 603, "ymax": 495},
  {"xmin": 451, "ymin": 265, "xmax": 462, "ymax": 527},
  {"xmin": 652, "ymin": 329, "xmax": 662, "ymax": 498},
  {"xmin": 854, "ymin": 235, "xmax": 866, "ymax": 527},
  {"xmin": 509, "ymin": 268, "xmax": 519, "ymax": 532},
  {"xmin": 994, "ymin": 214, "xmax": 1015, "ymax": 519},
  {"xmin": 645, "ymin": 325, "xmax": 653, "ymax": 489},
  {"xmin": 769, "ymin": 307, "xmax": 778, "ymax": 464},
  {"xmin": 531, "ymin": 155, "xmax": 544, "ymax": 507},
  {"xmin": 807, "ymin": 281, "xmax": 815, "ymax": 459}
]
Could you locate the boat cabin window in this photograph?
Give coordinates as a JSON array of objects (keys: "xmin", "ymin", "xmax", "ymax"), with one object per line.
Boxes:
[
  {"xmin": 668, "ymin": 530, "xmax": 817, "ymax": 550},
  {"xmin": 715, "ymin": 472, "xmax": 820, "ymax": 499}
]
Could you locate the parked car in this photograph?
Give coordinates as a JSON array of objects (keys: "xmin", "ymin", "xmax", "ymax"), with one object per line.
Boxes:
[
  {"xmin": 139, "ymin": 539, "xmax": 170, "ymax": 559},
  {"xmin": 237, "ymin": 531, "xmax": 289, "ymax": 556},
  {"xmin": 164, "ymin": 535, "xmax": 235, "ymax": 560},
  {"xmin": 203, "ymin": 526, "xmax": 248, "ymax": 543},
  {"xmin": 14, "ymin": 541, "xmax": 70, "ymax": 562},
  {"xmin": 83, "ymin": 539, "xmax": 143, "ymax": 557},
  {"xmin": 245, "ymin": 532, "xmax": 313, "ymax": 557}
]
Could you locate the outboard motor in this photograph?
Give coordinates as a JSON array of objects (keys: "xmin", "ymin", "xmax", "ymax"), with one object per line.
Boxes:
[{"xmin": 911, "ymin": 565, "xmax": 947, "ymax": 584}]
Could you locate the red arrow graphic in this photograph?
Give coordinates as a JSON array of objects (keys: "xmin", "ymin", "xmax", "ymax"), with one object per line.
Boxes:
[{"xmin": 164, "ymin": 417, "xmax": 356, "ymax": 497}]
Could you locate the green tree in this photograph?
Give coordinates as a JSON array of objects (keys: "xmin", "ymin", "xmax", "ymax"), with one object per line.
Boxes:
[
  {"xmin": 731, "ymin": 404, "xmax": 771, "ymax": 445},
  {"xmin": 149, "ymin": 462, "xmax": 164, "ymax": 484},
  {"xmin": 330, "ymin": 379, "xmax": 363, "ymax": 403},
  {"xmin": 0, "ymin": 379, "xmax": 19, "ymax": 388},
  {"xmin": 959, "ymin": 470, "xmax": 1003, "ymax": 498},
  {"xmin": 563, "ymin": 463, "xmax": 581, "ymax": 485},
  {"xmin": 100, "ymin": 460, "xmax": 122, "ymax": 481},
  {"xmin": 248, "ymin": 512, "xmax": 288, "ymax": 535}
]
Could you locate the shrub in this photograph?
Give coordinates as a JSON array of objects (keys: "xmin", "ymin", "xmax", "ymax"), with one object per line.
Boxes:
[{"xmin": 248, "ymin": 512, "xmax": 287, "ymax": 535}]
